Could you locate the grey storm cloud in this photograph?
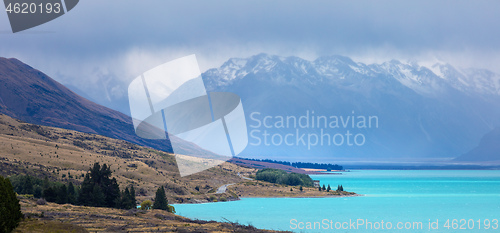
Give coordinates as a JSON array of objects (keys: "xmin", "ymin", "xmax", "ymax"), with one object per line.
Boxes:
[
  {"xmin": 1, "ymin": 0, "xmax": 499, "ymax": 116},
  {"xmin": 2, "ymin": 0, "xmax": 499, "ymax": 56}
]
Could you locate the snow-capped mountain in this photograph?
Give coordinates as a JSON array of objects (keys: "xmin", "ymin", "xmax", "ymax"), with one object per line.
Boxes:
[
  {"xmin": 202, "ymin": 53, "xmax": 500, "ymax": 164},
  {"xmin": 205, "ymin": 53, "xmax": 500, "ymax": 98}
]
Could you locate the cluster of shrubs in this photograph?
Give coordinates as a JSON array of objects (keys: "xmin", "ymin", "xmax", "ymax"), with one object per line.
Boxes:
[
  {"xmin": 255, "ymin": 168, "xmax": 314, "ymax": 187},
  {"xmin": 2, "ymin": 162, "xmax": 177, "ymax": 233},
  {"xmin": 10, "ymin": 163, "xmax": 137, "ymax": 209}
]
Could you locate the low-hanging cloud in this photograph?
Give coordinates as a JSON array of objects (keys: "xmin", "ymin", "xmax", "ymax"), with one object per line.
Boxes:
[{"xmin": 1, "ymin": 0, "xmax": 499, "ymax": 114}]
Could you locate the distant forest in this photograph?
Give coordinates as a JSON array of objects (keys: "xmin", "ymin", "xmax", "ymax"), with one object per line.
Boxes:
[{"xmin": 237, "ymin": 157, "xmax": 343, "ymax": 171}]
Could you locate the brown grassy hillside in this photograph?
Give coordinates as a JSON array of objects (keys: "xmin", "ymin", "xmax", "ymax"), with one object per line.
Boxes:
[
  {"xmin": 0, "ymin": 113, "xmax": 254, "ymax": 203},
  {"xmin": 0, "ymin": 114, "xmax": 350, "ymax": 204}
]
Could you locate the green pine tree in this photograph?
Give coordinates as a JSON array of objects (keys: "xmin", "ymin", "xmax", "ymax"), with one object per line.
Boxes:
[
  {"xmin": 152, "ymin": 186, "xmax": 169, "ymax": 211},
  {"xmin": 34, "ymin": 185, "xmax": 42, "ymax": 198},
  {"xmin": 43, "ymin": 186, "xmax": 57, "ymax": 203},
  {"xmin": 322, "ymin": 184, "xmax": 326, "ymax": 191},
  {"xmin": 326, "ymin": 184, "xmax": 331, "ymax": 192},
  {"xmin": 91, "ymin": 185, "xmax": 106, "ymax": 207},
  {"xmin": 78, "ymin": 163, "xmax": 121, "ymax": 208},
  {"xmin": 129, "ymin": 185, "xmax": 137, "ymax": 208},
  {"xmin": 43, "ymin": 176, "xmax": 50, "ymax": 189},
  {"xmin": 78, "ymin": 173, "xmax": 92, "ymax": 205},
  {"xmin": 22, "ymin": 175, "xmax": 33, "ymax": 195},
  {"xmin": 118, "ymin": 186, "xmax": 136, "ymax": 209},
  {"xmin": 56, "ymin": 184, "xmax": 68, "ymax": 204},
  {"xmin": 120, "ymin": 187, "xmax": 130, "ymax": 209},
  {"xmin": 0, "ymin": 175, "xmax": 23, "ymax": 233},
  {"xmin": 67, "ymin": 182, "xmax": 76, "ymax": 204}
]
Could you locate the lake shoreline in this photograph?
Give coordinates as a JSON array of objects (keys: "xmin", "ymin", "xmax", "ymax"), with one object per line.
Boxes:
[
  {"xmin": 238, "ymin": 193, "xmax": 362, "ymax": 199},
  {"xmin": 174, "ymin": 170, "xmax": 500, "ymax": 233},
  {"xmin": 181, "ymin": 191, "xmax": 360, "ymax": 204}
]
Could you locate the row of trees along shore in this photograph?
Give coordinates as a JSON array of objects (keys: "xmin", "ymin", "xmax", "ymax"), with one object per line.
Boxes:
[{"xmin": 236, "ymin": 157, "xmax": 343, "ymax": 171}]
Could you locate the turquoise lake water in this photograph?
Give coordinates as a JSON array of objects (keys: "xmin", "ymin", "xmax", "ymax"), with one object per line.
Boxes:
[{"xmin": 173, "ymin": 170, "xmax": 500, "ymax": 232}]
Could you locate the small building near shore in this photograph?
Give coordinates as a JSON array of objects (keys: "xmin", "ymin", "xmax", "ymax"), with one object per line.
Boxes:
[{"xmin": 313, "ymin": 180, "xmax": 320, "ymax": 188}]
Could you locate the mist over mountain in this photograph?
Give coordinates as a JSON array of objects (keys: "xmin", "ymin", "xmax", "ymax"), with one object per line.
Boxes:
[
  {"xmin": 1, "ymin": 55, "xmax": 498, "ymax": 165},
  {"xmin": 0, "ymin": 57, "xmax": 208, "ymax": 156},
  {"xmin": 203, "ymin": 53, "xmax": 500, "ymax": 164}
]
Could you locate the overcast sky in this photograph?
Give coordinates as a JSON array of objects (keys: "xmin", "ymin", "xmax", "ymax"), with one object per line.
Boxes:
[{"xmin": 1, "ymin": 0, "xmax": 500, "ymax": 114}]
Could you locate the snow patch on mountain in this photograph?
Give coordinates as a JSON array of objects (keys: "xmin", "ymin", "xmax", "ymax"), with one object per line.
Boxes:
[{"xmin": 204, "ymin": 53, "xmax": 500, "ymax": 97}]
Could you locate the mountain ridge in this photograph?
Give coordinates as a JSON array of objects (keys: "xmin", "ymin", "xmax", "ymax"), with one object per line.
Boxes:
[
  {"xmin": 455, "ymin": 127, "xmax": 500, "ymax": 162},
  {"xmin": 204, "ymin": 53, "xmax": 500, "ymax": 97},
  {"xmin": 2, "ymin": 55, "xmax": 499, "ymax": 164},
  {"xmin": 0, "ymin": 57, "xmax": 177, "ymax": 154},
  {"xmin": 202, "ymin": 53, "xmax": 500, "ymax": 163}
]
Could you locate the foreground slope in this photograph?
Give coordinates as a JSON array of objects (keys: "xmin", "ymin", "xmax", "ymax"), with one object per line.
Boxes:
[{"xmin": 16, "ymin": 198, "xmax": 287, "ymax": 233}]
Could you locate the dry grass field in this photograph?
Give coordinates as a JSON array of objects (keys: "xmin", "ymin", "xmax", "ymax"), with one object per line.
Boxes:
[{"xmin": 14, "ymin": 198, "xmax": 289, "ymax": 233}]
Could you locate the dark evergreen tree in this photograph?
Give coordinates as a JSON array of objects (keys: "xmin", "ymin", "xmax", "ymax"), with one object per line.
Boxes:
[
  {"xmin": 152, "ymin": 186, "xmax": 169, "ymax": 211},
  {"xmin": 43, "ymin": 176, "xmax": 50, "ymax": 189},
  {"xmin": 22, "ymin": 176, "xmax": 33, "ymax": 195},
  {"xmin": 43, "ymin": 186, "xmax": 57, "ymax": 203},
  {"xmin": 67, "ymin": 182, "xmax": 76, "ymax": 204},
  {"xmin": 92, "ymin": 185, "xmax": 106, "ymax": 207},
  {"xmin": 78, "ymin": 163, "xmax": 120, "ymax": 208},
  {"xmin": 318, "ymin": 186, "xmax": 322, "ymax": 192},
  {"xmin": 322, "ymin": 184, "xmax": 326, "ymax": 191},
  {"xmin": 118, "ymin": 187, "xmax": 136, "ymax": 209},
  {"xmin": 9, "ymin": 175, "xmax": 33, "ymax": 195},
  {"xmin": 34, "ymin": 185, "xmax": 42, "ymax": 198},
  {"xmin": 129, "ymin": 186, "xmax": 137, "ymax": 208},
  {"xmin": 122, "ymin": 187, "xmax": 131, "ymax": 209},
  {"xmin": 327, "ymin": 184, "xmax": 331, "ymax": 192},
  {"xmin": 0, "ymin": 175, "xmax": 23, "ymax": 233},
  {"xmin": 56, "ymin": 184, "xmax": 68, "ymax": 204},
  {"xmin": 105, "ymin": 177, "xmax": 120, "ymax": 208},
  {"xmin": 78, "ymin": 173, "xmax": 93, "ymax": 205}
]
